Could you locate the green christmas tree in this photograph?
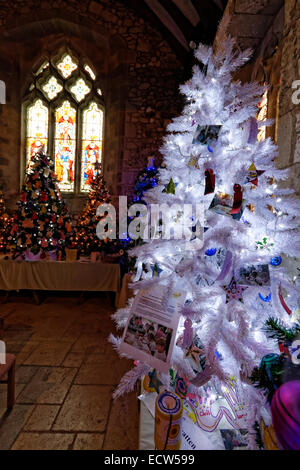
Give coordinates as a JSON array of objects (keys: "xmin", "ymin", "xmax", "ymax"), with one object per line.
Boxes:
[
  {"xmin": 0, "ymin": 189, "xmax": 12, "ymax": 253},
  {"xmin": 9, "ymin": 150, "xmax": 72, "ymax": 258},
  {"xmin": 71, "ymin": 169, "xmax": 121, "ymax": 257}
]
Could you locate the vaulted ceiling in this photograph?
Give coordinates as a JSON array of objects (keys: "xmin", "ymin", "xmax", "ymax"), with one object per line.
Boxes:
[{"xmin": 123, "ymin": 0, "xmax": 228, "ymax": 62}]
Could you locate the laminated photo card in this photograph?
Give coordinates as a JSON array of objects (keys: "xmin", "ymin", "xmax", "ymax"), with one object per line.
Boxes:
[{"xmin": 120, "ymin": 284, "xmax": 184, "ymax": 373}]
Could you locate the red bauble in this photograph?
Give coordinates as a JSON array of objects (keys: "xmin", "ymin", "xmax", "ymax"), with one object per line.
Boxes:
[{"xmin": 271, "ymin": 380, "xmax": 300, "ymax": 450}]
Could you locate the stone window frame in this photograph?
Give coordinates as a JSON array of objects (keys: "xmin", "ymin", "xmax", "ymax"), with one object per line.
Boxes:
[{"xmin": 21, "ymin": 49, "xmax": 105, "ymax": 196}]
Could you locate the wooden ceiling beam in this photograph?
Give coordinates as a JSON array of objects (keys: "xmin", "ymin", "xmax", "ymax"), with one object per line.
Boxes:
[{"xmin": 122, "ymin": 0, "xmax": 187, "ymax": 62}]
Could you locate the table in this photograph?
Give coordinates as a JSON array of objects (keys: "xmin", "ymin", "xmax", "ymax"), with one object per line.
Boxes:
[{"xmin": 0, "ymin": 260, "xmax": 120, "ymax": 305}]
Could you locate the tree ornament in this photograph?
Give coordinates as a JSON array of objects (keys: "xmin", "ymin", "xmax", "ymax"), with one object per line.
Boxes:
[
  {"xmin": 271, "ymin": 380, "xmax": 300, "ymax": 450},
  {"xmin": 148, "ymin": 369, "xmax": 163, "ymax": 394},
  {"xmin": 256, "ymin": 237, "xmax": 274, "ymax": 251},
  {"xmin": 183, "ymin": 318, "xmax": 193, "ymax": 348},
  {"xmin": 230, "ymin": 184, "xmax": 243, "ymax": 215},
  {"xmin": 204, "ymin": 169, "xmax": 215, "ymax": 195},
  {"xmin": 223, "ymin": 277, "xmax": 247, "ymax": 303},
  {"xmin": 270, "ymin": 256, "xmax": 282, "ymax": 266},
  {"xmin": 165, "ymin": 177, "xmax": 176, "ymax": 195},
  {"xmin": 205, "ymin": 248, "xmax": 217, "ymax": 256},
  {"xmin": 259, "ymin": 292, "xmax": 272, "ymax": 302},
  {"xmin": 278, "ymin": 284, "xmax": 292, "ymax": 315}
]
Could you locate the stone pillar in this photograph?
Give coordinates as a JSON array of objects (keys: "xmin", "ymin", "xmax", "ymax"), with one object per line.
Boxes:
[{"xmin": 277, "ymin": 0, "xmax": 300, "ymax": 194}]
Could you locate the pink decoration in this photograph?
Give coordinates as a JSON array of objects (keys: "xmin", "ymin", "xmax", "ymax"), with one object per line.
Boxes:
[
  {"xmin": 271, "ymin": 381, "xmax": 300, "ymax": 450},
  {"xmin": 183, "ymin": 318, "xmax": 194, "ymax": 348}
]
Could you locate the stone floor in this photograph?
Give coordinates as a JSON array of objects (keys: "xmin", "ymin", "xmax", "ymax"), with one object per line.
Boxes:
[{"xmin": 0, "ymin": 291, "xmax": 139, "ymax": 450}]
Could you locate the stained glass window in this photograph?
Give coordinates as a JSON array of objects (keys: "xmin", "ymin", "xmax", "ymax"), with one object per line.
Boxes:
[
  {"xmin": 80, "ymin": 102, "xmax": 104, "ymax": 192},
  {"xmin": 26, "ymin": 99, "xmax": 48, "ymax": 168},
  {"xmin": 257, "ymin": 89, "xmax": 268, "ymax": 142},
  {"xmin": 70, "ymin": 78, "xmax": 91, "ymax": 102},
  {"xmin": 42, "ymin": 76, "xmax": 63, "ymax": 100},
  {"xmin": 84, "ymin": 65, "xmax": 96, "ymax": 80},
  {"xmin": 54, "ymin": 101, "xmax": 76, "ymax": 192},
  {"xmin": 57, "ymin": 55, "xmax": 77, "ymax": 79},
  {"xmin": 24, "ymin": 52, "xmax": 104, "ymax": 193}
]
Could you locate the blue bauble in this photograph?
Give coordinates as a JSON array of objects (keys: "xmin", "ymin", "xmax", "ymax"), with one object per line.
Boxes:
[
  {"xmin": 205, "ymin": 248, "xmax": 217, "ymax": 256},
  {"xmin": 259, "ymin": 292, "xmax": 272, "ymax": 302},
  {"xmin": 270, "ymin": 256, "xmax": 282, "ymax": 266}
]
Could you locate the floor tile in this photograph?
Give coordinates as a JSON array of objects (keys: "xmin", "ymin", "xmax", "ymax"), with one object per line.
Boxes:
[
  {"xmin": 18, "ymin": 367, "xmax": 77, "ymax": 404},
  {"xmin": 23, "ymin": 405, "xmax": 60, "ymax": 431},
  {"xmin": 23, "ymin": 341, "xmax": 72, "ymax": 366},
  {"xmin": 11, "ymin": 432, "xmax": 75, "ymax": 450},
  {"xmin": 53, "ymin": 385, "xmax": 112, "ymax": 432},
  {"xmin": 103, "ymin": 391, "xmax": 139, "ymax": 450},
  {"xmin": 0, "ymin": 405, "xmax": 34, "ymax": 450},
  {"xmin": 73, "ymin": 433, "xmax": 104, "ymax": 450}
]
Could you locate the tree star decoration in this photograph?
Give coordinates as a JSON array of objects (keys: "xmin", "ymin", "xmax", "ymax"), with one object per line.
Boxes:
[
  {"xmin": 148, "ymin": 369, "xmax": 163, "ymax": 394},
  {"xmin": 223, "ymin": 277, "xmax": 248, "ymax": 303},
  {"xmin": 150, "ymin": 263, "xmax": 163, "ymax": 277}
]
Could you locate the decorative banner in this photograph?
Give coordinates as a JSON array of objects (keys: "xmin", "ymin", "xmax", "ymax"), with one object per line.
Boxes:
[
  {"xmin": 278, "ymin": 283, "xmax": 292, "ymax": 315},
  {"xmin": 155, "ymin": 390, "xmax": 183, "ymax": 450}
]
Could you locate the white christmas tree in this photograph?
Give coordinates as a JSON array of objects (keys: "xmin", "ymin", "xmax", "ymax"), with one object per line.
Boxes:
[{"xmin": 110, "ymin": 39, "xmax": 300, "ymax": 448}]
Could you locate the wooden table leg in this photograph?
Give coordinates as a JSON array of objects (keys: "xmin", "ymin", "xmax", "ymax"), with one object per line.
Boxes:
[
  {"xmin": 32, "ymin": 290, "xmax": 42, "ymax": 305},
  {"xmin": 1, "ymin": 291, "xmax": 11, "ymax": 304},
  {"xmin": 7, "ymin": 359, "xmax": 15, "ymax": 409},
  {"xmin": 78, "ymin": 292, "xmax": 85, "ymax": 305}
]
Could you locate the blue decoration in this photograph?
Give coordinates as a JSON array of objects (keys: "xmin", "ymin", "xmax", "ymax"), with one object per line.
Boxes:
[
  {"xmin": 259, "ymin": 292, "xmax": 272, "ymax": 302},
  {"xmin": 151, "ymin": 263, "xmax": 163, "ymax": 277},
  {"xmin": 270, "ymin": 256, "xmax": 282, "ymax": 266},
  {"xmin": 205, "ymin": 248, "xmax": 217, "ymax": 256}
]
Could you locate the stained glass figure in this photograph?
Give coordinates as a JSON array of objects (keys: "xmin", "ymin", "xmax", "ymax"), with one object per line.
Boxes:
[
  {"xmin": 26, "ymin": 99, "xmax": 49, "ymax": 168},
  {"xmin": 42, "ymin": 76, "xmax": 63, "ymax": 100},
  {"xmin": 54, "ymin": 101, "xmax": 76, "ymax": 192},
  {"xmin": 70, "ymin": 78, "xmax": 91, "ymax": 102},
  {"xmin": 80, "ymin": 102, "xmax": 104, "ymax": 192},
  {"xmin": 84, "ymin": 65, "xmax": 96, "ymax": 80},
  {"xmin": 57, "ymin": 54, "xmax": 77, "ymax": 79}
]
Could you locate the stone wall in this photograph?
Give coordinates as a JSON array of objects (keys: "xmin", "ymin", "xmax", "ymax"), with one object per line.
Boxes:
[
  {"xmin": 214, "ymin": 0, "xmax": 300, "ymax": 195},
  {"xmin": 0, "ymin": 0, "xmax": 184, "ymax": 210},
  {"xmin": 277, "ymin": 0, "xmax": 300, "ymax": 194}
]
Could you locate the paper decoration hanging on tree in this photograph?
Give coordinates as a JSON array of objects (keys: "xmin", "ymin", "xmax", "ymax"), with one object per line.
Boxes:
[
  {"xmin": 204, "ymin": 169, "xmax": 215, "ymax": 195},
  {"xmin": 192, "ymin": 125, "xmax": 222, "ymax": 149},
  {"xmin": 119, "ymin": 285, "xmax": 184, "ymax": 373},
  {"xmin": 209, "ymin": 190, "xmax": 245, "ymax": 221},
  {"xmin": 244, "ymin": 163, "xmax": 265, "ymax": 186},
  {"xmin": 223, "ymin": 277, "xmax": 247, "ymax": 303},
  {"xmin": 238, "ymin": 264, "xmax": 270, "ymax": 287}
]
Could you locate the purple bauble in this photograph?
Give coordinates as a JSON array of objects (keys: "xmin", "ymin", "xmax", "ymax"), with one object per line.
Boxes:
[{"xmin": 271, "ymin": 380, "xmax": 300, "ymax": 450}]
